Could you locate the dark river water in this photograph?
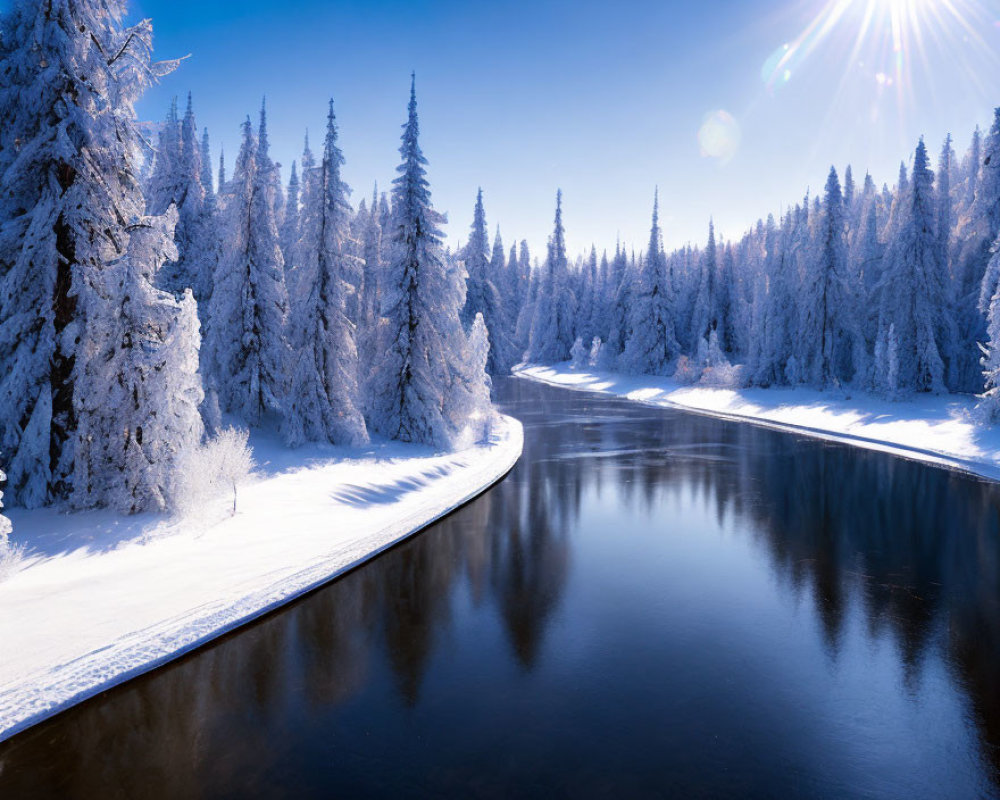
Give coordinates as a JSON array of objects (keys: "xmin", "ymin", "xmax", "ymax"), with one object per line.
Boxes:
[{"xmin": 1, "ymin": 378, "xmax": 999, "ymax": 799}]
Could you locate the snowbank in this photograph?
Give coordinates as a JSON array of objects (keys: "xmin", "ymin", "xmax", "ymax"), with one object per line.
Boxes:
[
  {"xmin": 0, "ymin": 416, "xmax": 523, "ymax": 742},
  {"xmin": 516, "ymin": 364, "xmax": 1000, "ymax": 481}
]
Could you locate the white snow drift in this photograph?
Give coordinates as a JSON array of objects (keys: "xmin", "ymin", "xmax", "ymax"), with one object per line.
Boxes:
[{"xmin": 0, "ymin": 416, "xmax": 522, "ymax": 743}]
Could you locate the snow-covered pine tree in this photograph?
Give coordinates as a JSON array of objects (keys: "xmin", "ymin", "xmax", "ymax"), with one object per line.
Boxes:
[
  {"xmin": 690, "ymin": 218, "xmax": 719, "ymax": 347},
  {"xmin": 877, "ymin": 139, "xmax": 946, "ymax": 393},
  {"xmin": 461, "ymin": 189, "xmax": 512, "ymax": 374},
  {"xmin": 577, "ymin": 246, "xmax": 599, "ymax": 346},
  {"xmin": 602, "ymin": 241, "xmax": 633, "ymax": 366},
  {"xmin": 620, "ymin": 190, "xmax": 680, "ymax": 375},
  {"xmin": 280, "ymin": 160, "xmax": 300, "ymax": 267},
  {"xmin": 146, "ymin": 97, "xmax": 183, "ymax": 214},
  {"xmin": 367, "ymin": 76, "xmax": 487, "ymax": 448},
  {"xmin": 454, "ymin": 313, "xmax": 494, "ymax": 444},
  {"xmin": 527, "ymin": 190, "xmax": 577, "ymax": 363},
  {"xmin": 0, "ymin": 0, "xmax": 181, "ymax": 507},
  {"xmin": 570, "ymin": 337, "xmax": 588, "ymax": 370},
  {"xmin": 357, "ymin": 184, "xmax": 383, "ymax": 372},
  {"xmin": 205, "ymin": 115, "xmax": 290, "ymax": 425},
  {"xmin": 964, "ymin": 125, "xmax": 983, "ymax": 206},
  {"xmin": 72, "ymin": 209, "xmax": 204, "ymax": 512},
  {"xmin": 809, "ymin": 166, "xmax": 858, "ymax": 386},
  {"xmin": 217, "ymin": 146, "xmax": 227, "ymax": 198},
  {"xmin": 978, "ymin": 242, "xmax": 1000, "ymax": 421},
  {"xmin": 512, "ymin": 241, "xmax": 535, "ymax": 357},
  {"xmin": 750, "ymin": 212, "xmax": 793, "ymax": 386},
  {"xmin": 200, "ymin": 127, "xmax": 214, "ymax": 198},
  {"xmin": 488, "ymin": 226, "xmax": 519, "ymax": 372},
  {"xmin": 0, "ymin": 466, "xmax": 11, "ymax": 545},
  {"xmin": 283, "ymin": 100, "xmax": 368, "ymax": 448}
]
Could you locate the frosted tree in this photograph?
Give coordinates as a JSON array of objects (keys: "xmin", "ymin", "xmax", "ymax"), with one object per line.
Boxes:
[
  {"xmin": 205, "ymin": 115, "xmax": 290, "ymax": 425},
  {"xmin": 801, "ymin": 167, "xmax": 858, "ymax": 386},
  {"xmin": 873, "ymin": 323, "xmax": 900, "ymax": 399},
  {"xmin": 488, "ymin": 226, "xmax": 519, "ymax": 372},
  {"xmin": 357, "ymin": 184, "xmax": 384, "ymax": 371},
  {"xmin": 513, "ymin": 241, "xmax": 536, "ymax": 356},
  {"xmin": 280, "ymin": 160, "xmax": 301, "ymax": 265},
  {"xmin": 0, "ymin": 0, "xmax": 181, "ymax": 507},
  {"xmin": 283, "ymin": 101, "xmax": 368, "ymax": 447},
  {"xmin": 461, "ymin": 190, "xmax": 513, "ymax": 374},
  {"xmin": 877, "ymin": 139, "xmax": 946, "ymax": 393},
  {"xmin": 975, "ymin": 110, "xmax": 1000, "ymax": 312},
  {"xmin": 72, "ymin": 209, "xmax": 204, "ymax": 512},
  {"xmin": 200, "ymin": 127, "xmax": 214, "ymax": 198},
  {"xmin": 978, "ymin": 243, "xmax": 1000, "ymax": 421},
  {"xmin": 603, "ymin": 242, "xmax": 633, "ymax": 366},
  {"xmin": 570, "ymin": 337, "xmax": 588, "ymax": 370},
  {"xmin": 146, "ymin": 98, "xmax": 183, "ymax": 214},
  {"xmin": 0, "ymin": 467, "xmax": 11, "ymax": 545},
  {"xmin": 367, "ymin": 76, "xmax": 487, "ymax": 448},
  {"xmin": 217, "ymin": 147, "xmax": 227, "ymax": 198},
  {"xmin": 749, "ymin": 213, "xmax": 794, "ymax": 386},
  {"xmin": 690, "ymin": 219, "xmax": 718, "ymax": 346},
  {"xmin": 528, "ymin": 191, "xmax": 577, "ymax": 363},
  {"xmin": 621, "ymin": 191, "xmax": 680, "ymax": 375},
  {"xmin": 452, "ymin": 313, "xmax": 495, "ymax": 444},
  {"xmin": 576, "ymin": 246, "xmax": 599, "ymax": 346}
]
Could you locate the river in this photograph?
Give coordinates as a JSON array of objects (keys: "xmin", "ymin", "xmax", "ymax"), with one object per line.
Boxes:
[{"xmin": 1, "ymin": 377, "xmax": 998, "ymax": 798}]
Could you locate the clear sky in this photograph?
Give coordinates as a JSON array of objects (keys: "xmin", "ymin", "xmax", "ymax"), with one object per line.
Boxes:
[{"xmin": 130, "ymin": 0, "xmax": 1000, "ymax": 258}]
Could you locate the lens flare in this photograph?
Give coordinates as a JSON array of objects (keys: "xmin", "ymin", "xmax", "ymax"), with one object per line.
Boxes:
[
  {"xmin": 760, "ymin": 0, "xmax": 1000, "ymax": 110},
  {"xmin": 698, "ymin": 111, "xmax": 741, "ymax": 164}
]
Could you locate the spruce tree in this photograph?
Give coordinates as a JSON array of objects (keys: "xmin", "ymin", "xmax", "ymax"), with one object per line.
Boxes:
[
  {"xmin": 205, "ymin": 115, "xmax": 290, "ymax": 425},
  {"xmin": 0, "ymin": 0, "xmax": 193, "ymax": 508},
  {"xmin": 72, "ymin": 210, "xmax": 204, "ymax": 512},
  {"xmin": 877, "ymin": 139, "xmax": 946, "ymax": 392},
  {"xmin": 621, "ymin": 190, "xmax": 680, "ymax": 375},
  {"xmin": 283, "ymin": 101, "xmax": 368, "ymax": 447},
  {"xmin": 367, "ymin": 76, "xmax": 485, "ymax": 447},
  {"xmin": 527, "ymin": 191, "xmax": 577, "ymax": 363}
]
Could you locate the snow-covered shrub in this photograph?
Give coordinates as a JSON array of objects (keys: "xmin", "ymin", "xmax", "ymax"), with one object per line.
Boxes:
[
  {"xmin": 673, "ymin": 355, "xmax": 699, "ymax": 385},
  {"xmin": 450, "ymin": 314, "xmax": 496, "ymax": 449},
  {"xmin": 0, "ymin": 469, "xmax": 23, "ymax": 582},
  {"xmin": 698, "ymin": 330, "xmax": 744, "ymax": 387},
  {"xmin": 171, "ymin": 428, "xmax": 256, "ymax": 518},
  {"xmin": 570, "ymin": 337, "xmax": 588, "ymax": 370},
  {"xmin": 873, "ymin": 324, "xmax": 901, "ymax": 400},
  {"xmin": 588, "ymin": 337, "xmax": 603, "ymax": 368}
]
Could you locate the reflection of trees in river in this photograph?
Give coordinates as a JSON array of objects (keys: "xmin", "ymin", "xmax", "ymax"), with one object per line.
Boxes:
[
  {"xmin": 1, "ymin": 379, "xmax": 998, "ymax": 793},
  {"xmin": 593, "ymin": 395, "xmax": 1000, "ymax": 783}
]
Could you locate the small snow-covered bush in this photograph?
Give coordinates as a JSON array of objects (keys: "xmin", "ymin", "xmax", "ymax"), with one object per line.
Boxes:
[
  {"xmin": 703, "ymin": 363, "xmax": 746, "ymax": 388},
  {"xmin": 171, "ymin": 428, "xmax": 256, "ymax": 518},
  {"xmin": 588, "ymin": 337, "xmax": 603, "ymax": 367},
  {"xmin": 698, "ymin": 331, "xmax": 744, "ymax": 387},
  {"xmin": 570, "ymin": 337, "xmax": 588, "ymax": 370},
  {"xmin": 0, "ymin": 469, "xmax": 24, "ymax": 582},
  {"xmin": 673, "ymin": 355, "xmax": 699, "ymax": 385}
]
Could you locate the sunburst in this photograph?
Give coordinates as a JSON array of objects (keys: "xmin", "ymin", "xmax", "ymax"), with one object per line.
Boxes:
[{"xmin": 761, "ymin": 0, "xmax": 1000, "ymax": 108}]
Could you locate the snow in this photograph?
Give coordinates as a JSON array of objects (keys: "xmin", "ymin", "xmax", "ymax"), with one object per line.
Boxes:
[
  {"xmin": 0, "ymin": 415, "xmax": 522, "ymax": 743},
  {"xmin": 517, "ymin": 364, "xmax": 1000, "ymax": 481}
]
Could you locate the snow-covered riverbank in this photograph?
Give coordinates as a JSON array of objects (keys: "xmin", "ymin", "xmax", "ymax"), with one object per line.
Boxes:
[
  {"xmin": 0, "ymin": 416, "xmax": 523, "ymax": 743},
  {"xmin": 517, "ymin": 364, "xmax": 1000, "ymax": 482}
]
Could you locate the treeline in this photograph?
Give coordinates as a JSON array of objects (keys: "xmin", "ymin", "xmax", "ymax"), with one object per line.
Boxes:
[
  {"xmin": 0, "ymin": 1, "xmax": 492, "ymax": 514},
  {"xmin": 515, "ymin": 115, "xmax": 1000, "ymax": 415}
]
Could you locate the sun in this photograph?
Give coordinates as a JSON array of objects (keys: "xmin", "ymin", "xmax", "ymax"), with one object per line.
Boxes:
[{"xmin": 761, "ymin": 0, "xmax": 998, "ymax": 100}]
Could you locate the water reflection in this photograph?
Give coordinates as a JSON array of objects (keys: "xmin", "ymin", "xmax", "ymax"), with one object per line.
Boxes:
[{"xmin": 1, "ymin": 378, "xmax": 999, "ymax": 798}]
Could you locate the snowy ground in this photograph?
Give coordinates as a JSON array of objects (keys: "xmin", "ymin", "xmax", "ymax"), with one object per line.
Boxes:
[
  {"xmin": 517, "ymin": 364, "xmax": 1000, "ymax": 482},
  {"xmin": 0, "ymin": 416, "xmax": 523, "ymax": 742}
]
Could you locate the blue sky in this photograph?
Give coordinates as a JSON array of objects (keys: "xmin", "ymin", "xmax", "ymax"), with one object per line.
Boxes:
[{"xmin": 132, "ymin": 0, "xmax": 1000, "ymax": 258}]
